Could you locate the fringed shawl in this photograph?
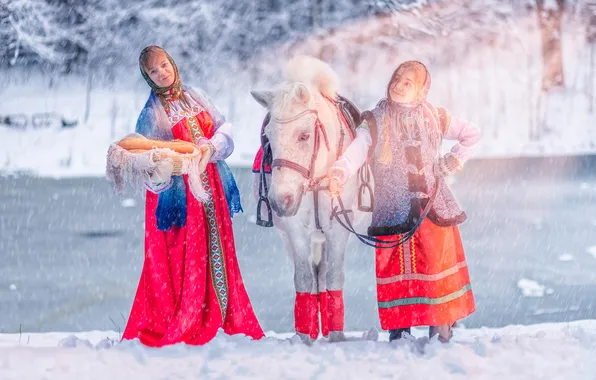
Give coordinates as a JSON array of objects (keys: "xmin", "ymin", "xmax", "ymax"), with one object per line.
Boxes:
[{"xmin": 136, "ymin": 85, "xmax": 242, "ymax": 231}]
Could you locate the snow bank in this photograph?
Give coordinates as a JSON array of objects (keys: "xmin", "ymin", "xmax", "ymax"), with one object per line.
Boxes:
[{"xmin": 1, "ymin": 321, "xmax": 596, "ymax": 379}]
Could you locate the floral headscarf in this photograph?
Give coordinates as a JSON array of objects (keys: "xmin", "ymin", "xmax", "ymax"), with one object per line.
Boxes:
[
  {"xmin": 139, "ymin": 45, "xmax": 190, "ymax": 113},
  {"xmin": 386, "ymin": 61, "xmax": 430, "ymax": 105}
]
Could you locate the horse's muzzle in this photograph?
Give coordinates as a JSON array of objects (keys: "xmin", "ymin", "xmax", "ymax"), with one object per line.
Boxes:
[{"xmin": 270, "ymin": 191, "xmax": 303, "ymax": 217}]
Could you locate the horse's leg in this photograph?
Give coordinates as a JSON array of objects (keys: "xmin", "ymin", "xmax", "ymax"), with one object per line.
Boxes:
[
  {"xmin": 322, "ymin": 178, "xmax": 360, "ymax": 341},
  {"xmin": 313, "ymin": 231, "xmax": 329, "ymax": 337},
  {"xmin": 324, "ymin": 225, "xmax": 350, "ymax": 342},
  {"xmin": 253, "ymin": 173, "xmax": 320, "ymax": 342},
  {"xmin": 287, "ymin": 224, "xmax": 319, "ymax": 343}
]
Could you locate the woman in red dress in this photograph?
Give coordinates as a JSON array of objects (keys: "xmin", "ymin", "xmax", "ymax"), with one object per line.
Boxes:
[{"xmin": 120, "ymin": 45, "xmax": 264, "ymax": 346}]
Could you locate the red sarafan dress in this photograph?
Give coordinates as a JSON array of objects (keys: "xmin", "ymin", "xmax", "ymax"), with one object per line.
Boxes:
[{"xmin": 123, "ymin": 98, "xmax": 264, "ymax": 347}]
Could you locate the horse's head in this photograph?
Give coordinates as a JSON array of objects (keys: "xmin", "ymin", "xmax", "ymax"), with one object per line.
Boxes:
[{"xmin": 251, "ymin": 56, "xmax": 341, "ymax": 217}]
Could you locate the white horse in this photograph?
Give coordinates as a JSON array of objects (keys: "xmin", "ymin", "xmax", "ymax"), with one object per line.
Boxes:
[{"xmin": 251, "ymin": 56, "xmax": 367, "ymax": 343}]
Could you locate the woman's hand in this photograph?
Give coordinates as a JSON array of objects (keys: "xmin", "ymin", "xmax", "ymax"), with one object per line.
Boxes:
[
  {"xmin": 149, "ymin": 159, "xmax": 173, "ymax": 185},
  {"xmin": 327, "ymin": 176, "xmax": 343, "ymax": 198},
  {"xmin": 325, "ymin": 166, "xmax": 347, "ymax": 198},
  {"xmin": 438, "ymin": 152, "xmax": 462, "ymax": 177},
  {"xmin": 198, "ymin": 143, "xmax": 215, "ymax": 173}
]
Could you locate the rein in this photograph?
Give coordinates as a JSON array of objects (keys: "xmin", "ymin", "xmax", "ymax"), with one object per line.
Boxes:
[
  {"xmin": 256, "ymin": 96, "xmax": 435, "ymax": 248},
  {"xmin": 330, "ymin": 178, "xmax": 439, "ymax": 249}
]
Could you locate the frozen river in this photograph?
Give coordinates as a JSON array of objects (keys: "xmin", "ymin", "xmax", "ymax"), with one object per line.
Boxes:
[{"xmin": 1, "ymin": 155, "xmax": 596, "ymax": 334}]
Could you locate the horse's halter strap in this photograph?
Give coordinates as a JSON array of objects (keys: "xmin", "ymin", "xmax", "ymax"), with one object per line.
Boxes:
[{"xmin": 270, "ymin": 109, "xmax": 331, "ymax": 191}]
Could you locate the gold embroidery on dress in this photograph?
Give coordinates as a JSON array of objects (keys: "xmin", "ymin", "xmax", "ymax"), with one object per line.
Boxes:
[
  {"xmin": 186, "ymin": 114, "xmax": 204, "ymax": 144},
  {"xmin": 168, "ymin": 102, "xmax": 203, "ymax": 127}
]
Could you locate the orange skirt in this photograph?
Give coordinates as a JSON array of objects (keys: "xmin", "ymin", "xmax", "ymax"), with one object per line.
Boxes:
[{"xmin": 375, "ymin": 218, "xmax": 475, "ymax": 330}]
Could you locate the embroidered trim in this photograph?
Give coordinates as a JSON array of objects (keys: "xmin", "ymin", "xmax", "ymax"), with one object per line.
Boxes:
[
  {"xmin": 169, "ymin": 104, "xmax": 203, "ymax": 126},
  {"xmin": 377, "ymin": 261, "xmax": 468, "ymax": 285},
  {"xmin": 411, "ymin": 234, "xmax": 417, "ymax": 273},
  {"xmin": 186, "ymin": 113, "xmax": 207, "ymax": 143},
  {"xmin": 403, "ymin": 238, "xmax": 412, "ymax": 274},
  {"xmin": 378, "ymin": 283, "xmax": 472, "ymax": 308},
  {"xmin": 187, "ymin": 114, "xmax": 229, "ymax": 320},
  {"xmin": 398, "ymin": 237, "xmax": 404, "ymax": 274},
  {"xmin": 204, "ymin": 173, "xmax": 229, "ymax": 321}
]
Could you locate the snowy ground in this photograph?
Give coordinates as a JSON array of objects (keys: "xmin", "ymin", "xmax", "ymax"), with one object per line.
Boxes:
[{"xmin": 1, "ymin": 321, "xmax": 596, "ymax": 379}]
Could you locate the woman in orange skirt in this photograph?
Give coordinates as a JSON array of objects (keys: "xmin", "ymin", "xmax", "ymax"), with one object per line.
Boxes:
[{"xmin": 326, "ymin": 61, "xmax": 480, "ymax": 342}]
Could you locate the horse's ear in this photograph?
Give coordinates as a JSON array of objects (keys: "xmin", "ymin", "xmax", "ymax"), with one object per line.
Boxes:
[
  {"xmin": 295, "ymin": 84, "xmax": 311, "ymax": 106},
  {"xmin": 251, "ymin": 90, "xmax": 274, "ymax": 109}
]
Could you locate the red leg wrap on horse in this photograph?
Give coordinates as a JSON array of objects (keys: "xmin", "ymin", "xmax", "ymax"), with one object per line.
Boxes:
[
  {"xmin": 295, "ymin": 292, "xmax": 319, "ymax": 339},
  {"xmin": 327, "ymin": 290, "xmax": 344, "ymax": 332}
]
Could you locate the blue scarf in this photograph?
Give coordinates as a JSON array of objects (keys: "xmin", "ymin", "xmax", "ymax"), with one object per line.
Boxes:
[{"xmin": 135, "ymin": 91, "xmax": 243, "ymax": 231}]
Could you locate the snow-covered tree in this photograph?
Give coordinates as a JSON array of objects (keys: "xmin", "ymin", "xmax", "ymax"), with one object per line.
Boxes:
[
  {"xmin": 536, "ymin": 0, "xmax": 566, "ymax": 91},
  {"xmin": 0, "ymin": 0, "xmax": 77, "ymax": 68}
]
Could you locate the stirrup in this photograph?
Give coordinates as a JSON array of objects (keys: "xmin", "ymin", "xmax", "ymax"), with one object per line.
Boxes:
[{"xmin": 256, "ymin": 196, "xmax": 273, "ymax": 227}]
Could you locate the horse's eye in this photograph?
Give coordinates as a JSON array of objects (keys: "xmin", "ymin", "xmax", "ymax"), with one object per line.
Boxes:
[{"xmin": 298, "ymin": 132, "xmax": 310, "ymax": 142}]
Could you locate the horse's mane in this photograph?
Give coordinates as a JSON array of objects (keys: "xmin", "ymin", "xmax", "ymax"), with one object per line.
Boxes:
[
  {"xmin": 271, "ymin": 56, "xmax": 339, "ymax": 113},
  {"xmin": 284, "ymin": 56, "xmax": 338, "ymax": 98}
]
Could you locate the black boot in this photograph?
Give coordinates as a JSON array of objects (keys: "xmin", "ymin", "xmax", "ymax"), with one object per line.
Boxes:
[{"xmin": 389, "ymin": 327, "xmax": 411, "ymax": 342}]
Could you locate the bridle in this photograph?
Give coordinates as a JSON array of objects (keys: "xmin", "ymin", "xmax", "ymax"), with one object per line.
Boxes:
[
  {"xmin": 270, "ymin": 109, "xmax": 332, "ymax": 193},
  {"xmin": 258, "ymin": 98, "xmax": 348, "ymax": 230}
]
